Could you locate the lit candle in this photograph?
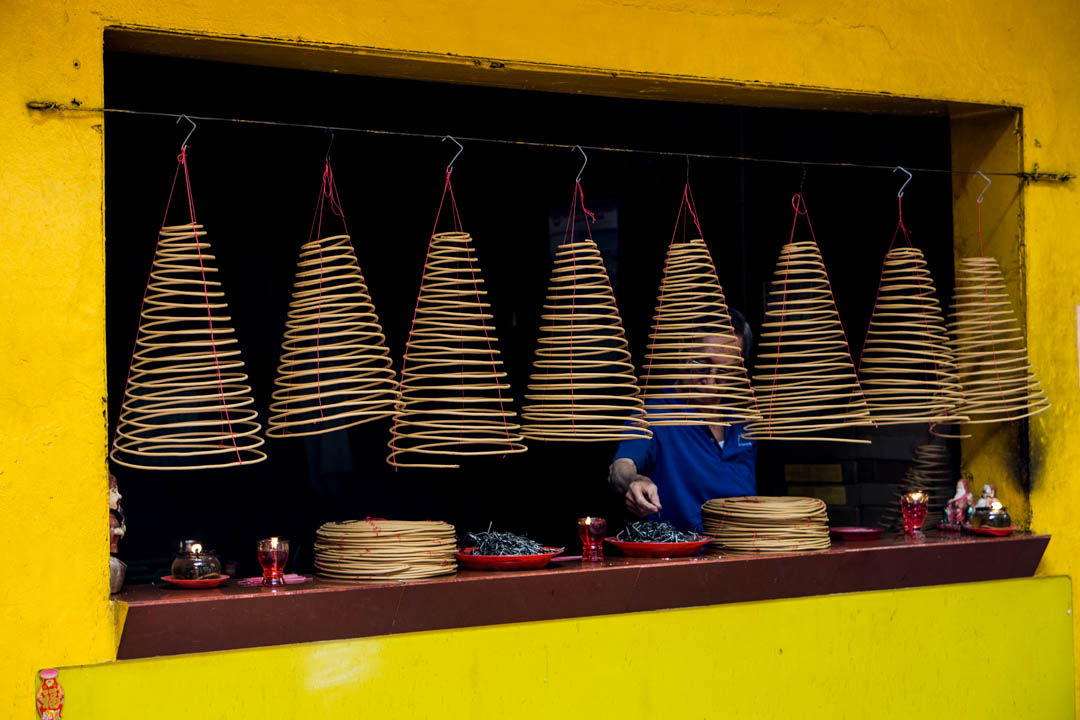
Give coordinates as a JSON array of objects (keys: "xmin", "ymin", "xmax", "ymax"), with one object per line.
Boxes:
[
  {"xmin": 577, "ymin": 517, "xmax": 607, "ymax": 562},
  {"xmin": 900, "ymin": 491, "xmax": 929, "ymax": 535},
  {"xmin": 191, "ymin": 543, "xmax": 202, "ymax": 555}
]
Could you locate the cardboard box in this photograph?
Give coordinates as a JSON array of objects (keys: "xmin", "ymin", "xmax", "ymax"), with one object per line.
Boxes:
[{"xmin": 788, "ymin": 484, "xmax": 849, "ymax": 506}]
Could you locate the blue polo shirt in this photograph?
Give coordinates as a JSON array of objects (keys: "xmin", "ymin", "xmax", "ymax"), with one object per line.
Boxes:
[{"xmin": 614, "ymin": 398, "xmax": 757, "ymax": 532}]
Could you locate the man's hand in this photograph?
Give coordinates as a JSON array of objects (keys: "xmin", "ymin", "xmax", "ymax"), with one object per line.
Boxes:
[
  {"xmin": 609, "ymin": 458, "xmax": 662, "ymax": 517},
  {"xmin": 625, "ymin": 477, "xmax": 662, "ymax": 518}
]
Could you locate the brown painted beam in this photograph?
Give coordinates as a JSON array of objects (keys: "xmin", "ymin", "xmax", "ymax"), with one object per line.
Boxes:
[{"xmin": 115, "ymin": 532, "xmax": 1049, "ymax": 660}]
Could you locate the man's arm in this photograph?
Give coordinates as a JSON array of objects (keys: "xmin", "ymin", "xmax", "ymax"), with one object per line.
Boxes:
[{"xmin": 608, "ymin": 457, "xmax": 662, "ymax": 518}]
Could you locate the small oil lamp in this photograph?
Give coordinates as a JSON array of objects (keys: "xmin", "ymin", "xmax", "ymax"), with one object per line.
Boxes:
[
  {"xmin": 900, "ymin": 491, "xmax": 929, "ymax": 535},
  {"xmin": 577, "ymin": 517, "xmax": 607, "ymax": 562},
  {"xmin": 171, "ymin": 540, "xmax": 222, "ymax": 580},
  {"xmin": 257, "ymin": 537, "xmax": 289, "ymax": 586},
  {"xmin": 985, "ymin": 501, "xmax": 1012, "ymax": 529}
]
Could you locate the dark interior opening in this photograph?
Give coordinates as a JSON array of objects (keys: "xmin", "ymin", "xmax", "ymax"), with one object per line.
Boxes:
[{"xmin": 105, "ymin": 52, "xmax": 957, "ymax": 581}]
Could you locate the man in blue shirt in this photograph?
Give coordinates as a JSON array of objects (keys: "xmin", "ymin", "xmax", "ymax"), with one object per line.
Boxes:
[{"xmin": 608, "ymin": 312, "xmax": 757, "ymax": 532}]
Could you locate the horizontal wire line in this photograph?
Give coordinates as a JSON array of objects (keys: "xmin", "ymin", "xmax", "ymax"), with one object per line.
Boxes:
[{"xmin": 29, "ymin": 102, "xmax": 1039, "ymax": 179}]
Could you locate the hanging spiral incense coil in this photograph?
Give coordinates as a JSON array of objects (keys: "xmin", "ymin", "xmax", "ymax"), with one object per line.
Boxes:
[
  {"xmin": 640, "ymin": 238, "xmax": 760, "ymax": 426},
  {"xmin": 949, "ymin": 257, "xmax": 1050, "ymax": 422},
  {"xmin": 858, "ymin": 247, "xmax": 967, "ymax": 426},
  {"xmin": 267, "ymin": 234, "xmax": 398, "ymax": 437},
  {"xmin": 746, "ymin": 241, "xmax": 873, "ymax": 442},
  {"xmin": 521, "ymin": 239, "xmax": 650, "ymax": 441},
  {"xmin": 387, "ymin": 231, "xmax": 526, "ymax": 468},
  {"xmin": 111, "ymin": 223, "xmax": 267, "ymax": 470}
]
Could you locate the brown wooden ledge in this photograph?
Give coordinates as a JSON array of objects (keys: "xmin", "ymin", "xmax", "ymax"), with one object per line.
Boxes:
[{"xmin": 114, "ymin": 531, "xmax": 1049, "ymax": 660}]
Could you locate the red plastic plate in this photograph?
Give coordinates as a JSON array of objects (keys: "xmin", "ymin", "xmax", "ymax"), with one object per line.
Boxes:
[
  {"xmin": 829, "ymin": 526, "xmax": 883, "ymax": 541},
  {"xmin": 971, "ymin": 525, "xmax": 1016, "ymax": 537},
  {"xmin": 455, "ymin": 547, "xmax": 564, "ymax": 571},
  {"xmin": 604, "ymin": 536, "xmax": 712, "ymax": 558},
  {"xmin": 161, "ymin": 574, "xmax": 230, "ymax": 588}
]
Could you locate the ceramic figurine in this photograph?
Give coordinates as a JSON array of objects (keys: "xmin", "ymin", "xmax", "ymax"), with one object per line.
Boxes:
[
  {"xmin": 974, "ymin": 483, "xmax": 999, "ymax": 509},
  {"xmin": 36, "ymin": 669, "xmax": 64, "ymax": 719},
  {"xmin": 942, "ymin": 477, "xmax": 973, "ymax": 531},
  {"xmin": 109, "ymin": 472, "xmax": 127, "ymax": 594}
]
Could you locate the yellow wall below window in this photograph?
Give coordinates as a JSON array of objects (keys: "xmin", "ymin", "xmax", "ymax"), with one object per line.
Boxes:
[
  {"xmin": 60, "ymin": 577, "xmax": 1075, "ymax": 719},
  {"xmin": 2, "ymin": 0, "xmax": 1079, "ymax": 715}
]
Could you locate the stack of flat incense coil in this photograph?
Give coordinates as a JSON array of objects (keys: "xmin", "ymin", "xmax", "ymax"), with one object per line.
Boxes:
[
  {"xmin": 521, "ymin": 238, "xmax": 650, "ymax": 441},
  {"xmin": 858, "ymin": 247, "xmax": 966, "ymax": 426},
  {"xmin": 746, "ymin": 240, "xmax": 873, "ymax": 443},
  {"xmin": 387, "ymin": 231, "xmax": 526, "ymax": 467},
  {"xmin": 314, "ymin": 519, "xmax": 457, "ymax": 582},
  {"xmin": 267, "ymin": 234, "xmax": 398, "ymax": 437},
  {"xmin": 111, "ymin": 222, "xmax": 267, "ymax": 470},
  {"xmin": 701, "ymin": 496, "xmax": 830, "ymax": 555},
  {"xmin": 949, "ymin": 257, "xmax": 1050, "ymax": 423},
  {"xmin": 639, "ymin": 238, "xmax": 760, "ymax": 426}
]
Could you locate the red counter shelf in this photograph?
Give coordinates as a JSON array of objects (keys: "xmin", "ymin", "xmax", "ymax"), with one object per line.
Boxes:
[{"xmin": 114, "ymin": 531, "xmax": 1049, "ymax": 660}]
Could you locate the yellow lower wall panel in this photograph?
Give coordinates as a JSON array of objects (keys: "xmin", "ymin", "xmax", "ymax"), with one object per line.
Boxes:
[{"xmin": 59, "ymin": 577, "xmax": 1074, "ymax": 719}]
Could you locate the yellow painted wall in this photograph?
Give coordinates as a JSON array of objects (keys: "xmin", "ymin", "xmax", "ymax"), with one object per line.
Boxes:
[
  {"xmin": 2, "ymin": 0, "xmax": 1079, "ymax": 716},
  {"xmin": 58, "ymin": 578, "xmax": 1077, "ymax": 719}
]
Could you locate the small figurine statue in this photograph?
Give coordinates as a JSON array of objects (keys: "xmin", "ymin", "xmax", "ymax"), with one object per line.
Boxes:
[
  {"xmin": 974, "ymin": 483, "xmax": 999, "ymax": 509},
  {"xmin": 943, "ymin": 476, "xmax": 974, "ymax": 530},
  {"xmin": 36, "ymin": 669, "xmax": 64, "ymax": 719},
  {"xmin": 109, "ymin": 472, "xmax": 127, "ymax": 594}
]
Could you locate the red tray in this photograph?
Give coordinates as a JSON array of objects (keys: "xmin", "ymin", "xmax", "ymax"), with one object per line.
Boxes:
[
  {"xmin": 604, "ymin": 536, "xmax": 712, "ymax": 558},
  {"xmin": 829, "ymin": 526, "xmax": 883, "ymax": 541},
  {"xmin": 161, "ymin": 574, "xmax": 230, "ymax": 588},
  {"xmin": 455, "ymin": 547, "xmax": 564, "ymax": 571},
  {"xmin": 971, "ymin": 525, "xmax": 1016, "ymax": 537}
]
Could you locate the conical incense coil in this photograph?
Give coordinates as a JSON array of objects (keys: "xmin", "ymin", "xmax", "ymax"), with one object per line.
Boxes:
[
  {"xmin": 111, "ymin": 223, "xmax": 267, "ymax": 469},
  {"xmin": 640, "ymin": 238, "xmax": 759, "ymax": 426},
  {"xmin": 949, "ymin": 257, "xmax": 1050, "ymax": 422},
  {"xmin": 746, "ymin": 240, "xmax": 873, "ymax": 442},
  {"xmin": 267, "ymin": 234, "xmax": 398, "ymax": 437},
  {"xmin": 387, "ymin": 231, "xmax": 526, "ymax": 468},
  {"xmin": 521, "ymin": 239, "xmax": 650, "ymax": 441},
  {"xmin": 858, "ymin": 247, "xmax": 967, "ymax": 426}
]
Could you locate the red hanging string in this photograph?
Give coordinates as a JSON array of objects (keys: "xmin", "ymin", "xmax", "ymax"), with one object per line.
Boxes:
[
  {"xmin": 180, "ymin": 147, "xmax": 243, "ymax": 463},
  {"xmin": 112, "ymin": 156, "xmax": 184, "ymax": 455}
]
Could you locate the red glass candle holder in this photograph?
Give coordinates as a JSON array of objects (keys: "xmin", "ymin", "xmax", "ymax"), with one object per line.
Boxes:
[
  {"xmin": 257, "ymin": 537, "xmax": 289, "ymax": 586},
  {"xmin": 900, "ymin": 492, "xmax": 929, "ymax": 535},
  {"xmin": 578, "ymin": 517, "xmax": 607, "ymax": 562}
]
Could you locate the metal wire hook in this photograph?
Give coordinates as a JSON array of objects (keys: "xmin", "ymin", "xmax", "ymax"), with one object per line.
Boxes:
[
  {"xmin": 442, "ymin": 135, "xmax": 463, "ymax": 174},
  {"xmin": 176, "ymin": 114, "xmax": 196, "ymax": 149},
  {"xmin": 573, "ymin": 145, "xmax": 587, "ymax": 183},
  {"xmin": 325, "ymin": 129, "xmax": 335, "ymax": 163},
  {"xmin": 976, "ymin": 171, "xmax": 991, "ymax": 204},
  {"xmin": 894, "ymin": 166, "xmax": 912, "ymax": 197}
]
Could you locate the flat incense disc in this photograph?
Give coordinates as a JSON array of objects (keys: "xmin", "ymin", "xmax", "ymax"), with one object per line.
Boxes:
[
  {"xmin": 701, "ymin": 496, "xmax": 831, "ymax": 554},
  {"xmin": 314, "ymin": 519, "xmax": 457, "ymax": 582}
]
